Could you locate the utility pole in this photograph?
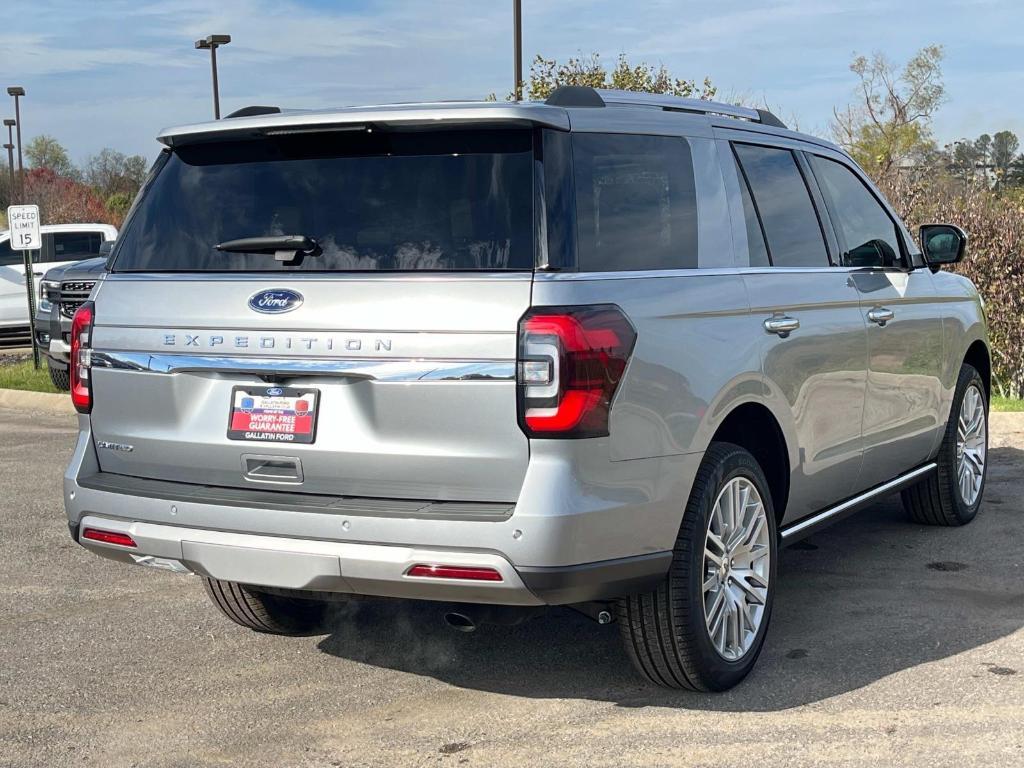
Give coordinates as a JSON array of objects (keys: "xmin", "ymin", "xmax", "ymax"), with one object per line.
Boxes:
[
  {"xmin": 6, "ymin": 87, "xmax": 24, "ymax": 201},
  {"xmin": 194, "ymin": 35, "xmax": 231, "ymax": 119},
  {"xmin": 513, "ymin": 0, "xmax": 523, "ymax": 100}
]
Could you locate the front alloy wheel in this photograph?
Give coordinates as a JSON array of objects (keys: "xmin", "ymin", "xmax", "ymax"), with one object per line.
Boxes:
[
  {"xmin": 902, "ymin": 363, "xmax": 988, "ymax": 526},
  {"xmin": 955, "ymin": 383, "xmax": 987, "ymax": 506}
]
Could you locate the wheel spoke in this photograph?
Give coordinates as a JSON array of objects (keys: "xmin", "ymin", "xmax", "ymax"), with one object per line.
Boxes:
[{"xmin": 731, "ymin": 572, "xmax": 766, "ymax": 605}]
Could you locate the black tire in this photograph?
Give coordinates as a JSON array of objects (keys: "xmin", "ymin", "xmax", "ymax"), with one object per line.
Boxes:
[
  {"xmin": 47, "ymin": 364, "xmax": 70, "ymax": 391},
  {"xmin": 618, "ymin": 442, "xmax": 778, "ymax": 691},
  {"xmin": 902, "ymin": 363, "xmax": 988, "ymax": 526},
  {"xmin": 202, "ymin": 577, "xmax": 329, "ymax": 635}
]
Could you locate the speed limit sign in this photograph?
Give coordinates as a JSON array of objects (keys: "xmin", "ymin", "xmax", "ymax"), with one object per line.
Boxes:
[{"xmin": 7, "ymin": 204, "xmax": 41, "ymax": 250}]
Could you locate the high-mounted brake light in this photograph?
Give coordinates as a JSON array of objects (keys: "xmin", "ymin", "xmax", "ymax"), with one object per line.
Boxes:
[
  {"xmin": 82, "ymin": 528, "xmax": 137, "ymax": 547},
  {"xmin": 517, "ymin": 305, "xmax": 636, "ymax": 438},
  {"xmin": 70, "ymin": 301, "xmax": 95, "ymax": 413}
]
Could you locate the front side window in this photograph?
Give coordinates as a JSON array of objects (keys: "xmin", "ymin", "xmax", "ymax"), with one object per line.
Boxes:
[
  {"xmin": 733, "ymin": 144, "xmax": 829, "ymax": 268},
  {"xmin": 113, "ymin": 130, "xmax": 535, "ymax": 273},
  {"xmin": 809, "ymin": 155, "xmax": 904, "ymax": 268},
  {"xmin": 573, "ymin": 133, "xmax": 698, "ymax": 272}
]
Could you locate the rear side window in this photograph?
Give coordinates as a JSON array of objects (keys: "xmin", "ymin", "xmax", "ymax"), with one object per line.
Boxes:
[
  {"xmin": 44, "ymin": 231, "xmax": 104, "ymax": 263},
  {"xmin": 573, "ymin": 134, "xmax": 697, "ymax": 272},
  {"xmin": 733, "ymin": 144, "xmax": 829, "ymax": 268},
  {"xmin": 808, "ymin": 155, "xmax": 903, "ymax": 268},
  {"xmin": 112, "ymin": 130, "xmax": 535, "ymax": 273}
]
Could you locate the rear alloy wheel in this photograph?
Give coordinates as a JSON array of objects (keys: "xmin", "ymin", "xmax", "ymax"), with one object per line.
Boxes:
[
  {"xmin": 902, "ymin": 364, "xmax": 988, "ymax": 526},
  {"xmin": 202, "ymin": 577, "xmax": 329, "ymax": 635},
  {"xmin": 618, "ymin": 442, "xmax": 777, "ymax": 691},
  {"xmin": 47, "ymin": 365, "xmax": 70, "ymax": 391}
]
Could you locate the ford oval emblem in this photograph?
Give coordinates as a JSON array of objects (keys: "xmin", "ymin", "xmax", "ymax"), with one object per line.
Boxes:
[
  {"xmin": 248, "ymin": 288, "xmax": 303, "ymax": 314},
  {"xmin": 266, "ymin": 387, "xmax": 284, "ymax": 397}
]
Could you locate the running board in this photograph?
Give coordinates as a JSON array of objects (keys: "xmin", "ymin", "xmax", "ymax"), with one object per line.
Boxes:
[{"xmin": 780, "ymin": 462, "xmax": 938, "ymax": 543}]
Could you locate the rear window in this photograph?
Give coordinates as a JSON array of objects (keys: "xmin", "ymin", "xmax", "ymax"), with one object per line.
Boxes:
[
  {"xmin": 573, "ymin": 134, "xmax": 698, "ymax": 272},
  {"xmin": 112, "ymin": 130, "xmax": 535, "ymax": 273}
]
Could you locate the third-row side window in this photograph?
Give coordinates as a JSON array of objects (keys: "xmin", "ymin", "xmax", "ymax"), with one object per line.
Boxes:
[
  {"xmin": 733, "ymin": 143, "xmax": 829, "ymax": 268},
  {"xmin": 572, "ymin": 133, "xmax": 698, "ymax": 272}
]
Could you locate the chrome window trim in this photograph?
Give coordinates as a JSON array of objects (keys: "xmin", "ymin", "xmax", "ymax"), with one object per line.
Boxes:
[
  {"xmin": 91, "ymin": 351, "xmax": 515, "ymax": 382},
  {"xmin": 533, "ymin": 265, "xmax": 906, "ymax": 281}
]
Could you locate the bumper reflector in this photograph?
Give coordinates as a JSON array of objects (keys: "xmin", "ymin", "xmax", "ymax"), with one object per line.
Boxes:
[
  {"xmin": 82, "ymin": 528, "xmax": 137, "ymax": 548},
  {"xmin": 406, "ymin": 564, "xmax": 503, "ymax": 582}
]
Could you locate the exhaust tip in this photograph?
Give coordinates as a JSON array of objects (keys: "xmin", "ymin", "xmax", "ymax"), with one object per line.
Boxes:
[{"xmin": 444, "ymin": 612, "xmax": 477, "ymax": 633}]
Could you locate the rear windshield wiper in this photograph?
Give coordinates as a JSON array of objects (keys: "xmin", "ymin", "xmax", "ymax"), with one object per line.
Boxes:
[{"xmin": 215, "ymin": 235, "xmax": 320, "ymax": 263}]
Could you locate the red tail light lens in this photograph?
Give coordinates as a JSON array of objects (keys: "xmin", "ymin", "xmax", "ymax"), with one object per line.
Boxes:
[
  {"xmin": 70, "ymin": 301, "xmax": 95, "ymax": 413},
  {"xmin": 406, "ymin": 564, "xmax": 503, "ymax": 582},
  {"xmin": 82, "ymin": 528, "xmax": 137, "ymax": 547},
  {"xmin": 517, "ymin": 305, "xmax": 636, "ymax": 438}
]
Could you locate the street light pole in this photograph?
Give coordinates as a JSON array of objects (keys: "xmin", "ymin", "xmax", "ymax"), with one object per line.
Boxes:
[
  {"xmin": 6, "ymin": 87, "xmax": 25, "ymax": 201},
  {"xmin": 3, "ymin": 119, "xmax": 15, "ymax": 193},
  {"xmin": 194, "ymin": 35, "xmax": 231, "ymax": 119},
  {"xmin": 513, "ymin": 0, "xmax": 523, "ymax": 101}
]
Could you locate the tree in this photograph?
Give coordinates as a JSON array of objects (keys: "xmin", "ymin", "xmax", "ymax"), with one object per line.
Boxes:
[
  {"xmin": 525, "ymin": 53, "xmax": 715, "ymax": 102},
  {"xmin": 991, "ymin": 130, "xmax": 1020, "ymax": 189},
  {"xmin": 25, "ymin": 135, "xmax": 78, "ymax": 179},
  {"xmin": 83, "ymin": 148, "xmax": 148, "ymax": 199},
  {"xmin": 105, "ymin": 192, "xmax": 132, "ymax": 222},
  {"xmin": 832, "ymin": 45, "xmax": 945, "ymax": 178}
]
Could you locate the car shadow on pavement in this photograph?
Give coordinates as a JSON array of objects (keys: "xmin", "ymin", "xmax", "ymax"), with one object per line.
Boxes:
[{"xmin": 316, "ymin": 446, "xmax": 1024, "ymax": 711}]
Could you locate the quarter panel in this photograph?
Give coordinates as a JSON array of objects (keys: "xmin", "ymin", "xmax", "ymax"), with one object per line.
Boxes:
[{"xmin": 533, "ymin": 272, "xmax": 756, "ymax": 461}]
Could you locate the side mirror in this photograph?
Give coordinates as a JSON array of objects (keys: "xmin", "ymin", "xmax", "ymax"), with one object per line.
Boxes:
[{"xmin": 919, "ymin": 224, "xmax": 966, "ymax": 269}]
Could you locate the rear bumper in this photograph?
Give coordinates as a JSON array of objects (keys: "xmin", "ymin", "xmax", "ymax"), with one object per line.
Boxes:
[{"xmin": 64, "ymin": 425, "xmax": 698, "ymax": 606}]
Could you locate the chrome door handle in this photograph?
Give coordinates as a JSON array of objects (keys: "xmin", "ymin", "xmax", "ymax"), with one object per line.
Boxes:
[
  {"xmin": 867, "ymin": 307, "xmax": 895, "ymax": 326},
  {"xmin": 763, "ymin": 316, "xmax": 800, "ymax": 338}
]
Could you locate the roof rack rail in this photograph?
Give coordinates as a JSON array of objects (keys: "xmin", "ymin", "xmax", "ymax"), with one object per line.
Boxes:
[
  {"xmin": 544, "ymin": 86, "xmax": 787, "ymax": 129},
  {"xmin": 225, "ymin": 105, "xmax": 282, "ymax": 119}
]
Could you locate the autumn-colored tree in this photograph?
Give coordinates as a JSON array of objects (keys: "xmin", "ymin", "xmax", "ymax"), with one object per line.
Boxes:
[
  {"xmin": 24, "ymin": 167, "xmax": 117, "ymax": 226},
  {"xmin": 83, "ymin": 148, "xmax": 148, "ymax": 199}
]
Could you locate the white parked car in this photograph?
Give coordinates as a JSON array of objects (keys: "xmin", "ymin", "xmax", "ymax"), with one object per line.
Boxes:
[{"xmin": 0, "ymin": 223, "xmax": 117, "ymax": 346}]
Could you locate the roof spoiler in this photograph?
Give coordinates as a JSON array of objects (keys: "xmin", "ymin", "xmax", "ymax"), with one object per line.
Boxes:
[
  {"xmin": 224, "ymin": 105, "xmax": 281, "ymax": 119},
  {"xmin": 544, "ymin": 86, "xmax": 787, "ymax": 129}
]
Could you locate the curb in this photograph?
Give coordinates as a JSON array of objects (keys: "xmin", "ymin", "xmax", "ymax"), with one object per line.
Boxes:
[{"xmin": 0, "ymin": 388, "xmax": 75, "ymax": 415}]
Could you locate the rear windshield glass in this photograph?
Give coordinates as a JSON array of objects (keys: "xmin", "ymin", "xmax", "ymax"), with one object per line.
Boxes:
[{"xmin": 112, "ymin": 129, "xmax": 535, "ymax": 272}]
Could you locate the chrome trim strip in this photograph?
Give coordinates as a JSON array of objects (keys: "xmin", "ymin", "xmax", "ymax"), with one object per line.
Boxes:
[
  {"xmin": 535, "ymin": 266, "xmax": 881, "ymax": 281},
  {"xmin": 91, "ymin": 351, "xmax": 515, "ymax": 382},
  {"xmin": 104, "ymin": 272, "xmax": 534, "ymax": 283},
  {"xmin": 780, "ymin": 463, "xmax": 937, "ymax": 541}
]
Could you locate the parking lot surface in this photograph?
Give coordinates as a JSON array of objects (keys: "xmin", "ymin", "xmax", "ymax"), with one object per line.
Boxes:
[{"xmin": 0, "ymin": 408, "xmax": 1021, "ymax": 768}]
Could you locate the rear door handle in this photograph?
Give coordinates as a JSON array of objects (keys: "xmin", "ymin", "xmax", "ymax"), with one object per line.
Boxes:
[
  {"xmin": 867, "ymin": 307, "xmax": 895, "ymax": 326},
  {"xmin": 763, "ymin": 316, "xmax": 800, "ymax": 338}
]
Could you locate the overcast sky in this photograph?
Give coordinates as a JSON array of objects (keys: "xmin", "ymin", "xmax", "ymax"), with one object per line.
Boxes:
[{"xmin": 1, "ymin": 0, "xmax": 1020, "ymax": 164}]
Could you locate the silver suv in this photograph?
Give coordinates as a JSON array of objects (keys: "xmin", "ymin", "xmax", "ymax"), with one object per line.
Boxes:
[{"xmin": 64, "ymin": 88, "xmax": 990, "ymax": 691}]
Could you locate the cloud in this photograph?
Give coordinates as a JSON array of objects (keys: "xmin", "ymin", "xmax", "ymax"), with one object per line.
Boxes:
[{"xmin": 2, "ymin": 0, "xmax": 1022, "ymax": 161}]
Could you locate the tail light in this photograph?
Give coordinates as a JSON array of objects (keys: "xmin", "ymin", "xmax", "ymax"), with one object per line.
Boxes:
[
  {"xmin": 517, "ymin": 305, "xmax": 636, "ymax": 438},
  {"xmin": 70, "ymin": 301, "xmax": 95, "ymax": 413}
]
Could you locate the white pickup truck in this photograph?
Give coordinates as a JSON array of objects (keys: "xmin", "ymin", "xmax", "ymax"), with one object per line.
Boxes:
[{"xmin": 0, "ymin": 223, "xmax": 117, "ymax": 347}]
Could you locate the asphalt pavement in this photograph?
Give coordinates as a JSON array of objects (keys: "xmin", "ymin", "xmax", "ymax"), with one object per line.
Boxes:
[{"xmin": 0, "ymin": 407, "xmax": 1021, "ymax": 768}]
